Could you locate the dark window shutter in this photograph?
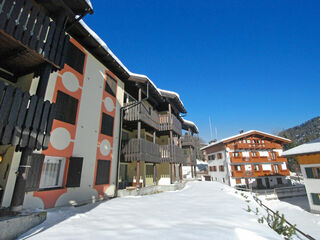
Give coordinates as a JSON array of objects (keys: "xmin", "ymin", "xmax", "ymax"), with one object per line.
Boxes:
[
  {"xmin": 95, "ymin": 160, "xmax": 111, "ymax": 185},
  {"xmin": 65, "ymin": 42, "xmax": 85, "ymax": 74},
  {"xmin": 66, "ymin": 157, "xmax": 83, "ymax": 187},
  {"xmin": 311, "ymin": 193, "xmax": 320, "ymax": 205},
  {"xmin": 25, "ymin": 153, "xmax": 45, "ymax": 192},
  {"xmin": 101, "ymin": 113, "xmax": 114, "ymax": 136},
  {"xmin": 305, "ymin": 168, "xmax": 314, "ymax": 178},
  {"xmin": 55, "ymin": 91, "xmax": 78, "ymax": 125}
]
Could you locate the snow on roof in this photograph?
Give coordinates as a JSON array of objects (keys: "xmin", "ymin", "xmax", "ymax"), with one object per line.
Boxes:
[
  {"xmin": 158, "ymin": 88, "xmax": 186, "ymax": 113},
  {"xmin": 282, "ymin": 138, "xmax": 320, "ymax": 157},
  {"xmin": 200, "ymin": 130, "xmax": 291, "ymax": 151},
  {"xmin": 79, "ymin": 20, "xmax": 163, "ymax": 98},
  {"xmin": 182, "ymin": 118, "xmax": 199, "ymax": 133}
]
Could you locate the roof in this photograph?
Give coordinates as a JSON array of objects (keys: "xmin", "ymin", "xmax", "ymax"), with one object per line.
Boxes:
[
  {"xmin": 158, "ymin": 89, "xmax": 187, "ymax": 113},
  {"xmin": 282, "ymin": 138, "xmax": 320, "ymax": 157},
  {"xmin": 200, "ymin": 130, "xmax": 291, "ymax": 151},
  {"xmin": 182, "ymin": 119, "xmax": 199, "ymax": 134}
]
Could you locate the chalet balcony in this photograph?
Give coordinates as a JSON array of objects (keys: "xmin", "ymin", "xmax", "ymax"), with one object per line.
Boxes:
[
  {"xmin": 159, "ymin": 144, "xmax": 185, "ymax": 164},
  {"xmin": 0, "ymin": 0, "xmax": 69, "ymax": 77},
  {"xmin": 230, "ymin": 142, "xmax": 281, "ymax": 150},
  {"xmin": 159, "ymin": 113, "xmax": 182, "ymax": 136},
  {"xmin": 231, "ymin": 169, "xmax": 290, "ymax": 178},
  {"xmin": 181, "ymin": 135, "xmax": 199, "ymax": 148},
  {"xmin": 121, "ymin": 138, "xmax": 161, "ymax": 164},
  {"xmin": 230, "ymin": 156, "xmax": 287, "ymax": 164},
  {"xmin": 0, "ymin": 81, "xmax": 55, "ymax": 150},
  {"xmin": 123, "ymin": 102, "xmax": 159, "ymax": 130},
  {"xmin": 183, "ymin": 152, "xmax": 196, "ymax": 166}
]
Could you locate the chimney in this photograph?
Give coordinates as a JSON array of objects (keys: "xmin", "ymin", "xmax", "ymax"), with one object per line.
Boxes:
[{"xmin": 239, "ymin": 129, "xmax": 244, "ymax": 134}]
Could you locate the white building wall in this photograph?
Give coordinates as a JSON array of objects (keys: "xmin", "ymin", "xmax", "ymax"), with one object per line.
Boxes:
[
  {"xmin": 301, "ymin": 164, "xmax": 320, "ymax": 213},
  {"xmin": 208, "ymin": 150, "xmax": 230, "ymax": 185}
]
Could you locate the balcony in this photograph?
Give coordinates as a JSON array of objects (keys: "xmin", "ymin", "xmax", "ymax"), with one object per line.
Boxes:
[
  {"xmin": 123, "ymin": 102, "xmax": 159, "ymax": 130},
  {"xmin": 183, "ymin": 152, "xmax": 196, "ymax": 166},
  {"xmin": 232, "ymin": 169, "xmax": 290, "ymax": 178},
  {"xmin": 159, "ymin": 113, "xmax": 182, "ymax": 136},
  {"xmin": 181, "ymin": 135, "xmax": 199, "ymax": 148},
  {"xmin": 0, "ymin": 0, "xmax": 69, "ymax": 76},
  {"xmin": 122, "ymin": 138, "xmax": 161, "ymax": 163},
  {"xmin": 230, "ymin": 156, "xmax": 287, "ymax": 164},
  {"xmin": 230, "ymin": 142, "xmax": 282, "ymax": 150},
  {"xmin": 159, "ymin": 144, "xmax": 184, "ymax": 164},
  {"xmin": 0, "ymin": 81, "xmax": 55, "ymax": 150}
]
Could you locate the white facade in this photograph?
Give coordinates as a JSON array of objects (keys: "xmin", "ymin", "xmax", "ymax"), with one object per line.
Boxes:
[
  {"xmin": 301, "ymin": 164, "xmax": 320, "ymax": 213},
  {"xmin": 207, "ymin": 150, "xmax": 231, "ymax": 185}
]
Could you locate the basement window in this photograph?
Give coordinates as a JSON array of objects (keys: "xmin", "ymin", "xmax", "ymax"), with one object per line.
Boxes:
[{"xmin": 39, "ymin": 156, "xmax": 66, "ymax": 189}]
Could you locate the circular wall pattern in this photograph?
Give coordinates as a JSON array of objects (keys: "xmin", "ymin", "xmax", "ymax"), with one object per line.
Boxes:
[
  {"xmin": 50, "ymin": 128, "xmax": 71, "ymax": 150},
  {"xmin": 62, "ymin": 71, "xmax": 80, "ymax": 92},
  {"xmin": 100, "ymin": 139, "xmax": 111, "ymax": 156},
  {"xmin": 104, "ymin": 97, "xmax": 114, "ymax": 112}
]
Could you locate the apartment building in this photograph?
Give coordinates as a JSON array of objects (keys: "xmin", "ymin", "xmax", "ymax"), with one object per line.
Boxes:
[
  {"xmin": 0, "ymin": 0, "xmax": 199, "ymax": 211},
  {"xmin": 201, "ymin": 130, "xmax": 291, "ymax": 188},
  {"xmin": 282, "ymin": 138, "xmax": 320, "ymax": 213}
]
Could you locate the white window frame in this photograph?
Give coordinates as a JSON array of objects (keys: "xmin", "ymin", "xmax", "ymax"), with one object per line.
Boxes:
[{"xmin": 39, "ymin": 156, "xmax": 66, "ymax": 189}]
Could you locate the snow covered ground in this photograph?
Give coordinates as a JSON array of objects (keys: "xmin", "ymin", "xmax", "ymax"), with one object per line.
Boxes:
[
  {"xmin": 19, "ymin": 181, "xmax": 282, "ymax": 240},
  {"xmin": 262, "ymin": 196, "xmax": 320, "ymax": 239}
]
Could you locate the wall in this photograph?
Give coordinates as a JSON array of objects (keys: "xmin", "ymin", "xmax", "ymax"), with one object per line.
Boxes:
[{"xmin": 207, "ymin": 150, "xmax": 230, "ymax": 185}]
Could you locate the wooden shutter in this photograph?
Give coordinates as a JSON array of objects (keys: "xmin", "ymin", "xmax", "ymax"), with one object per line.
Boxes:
[
  {"xmin": 65, "ymin": 42, "xmax": 85, "ymax": 74},
  {"xmin": 95, "ymin": 160, "xmax": 111, "ymax": 185},
  {"xmin": 55, "ymin": 91, "xmax": 78, "ymax": 125},
  {"xmin": 305, "ymin": 168, "xmax": 314, "ymax": 178},
  {"xmin": 66, "ymin": 157, "xmax": 83, "ymax": 187},
  {"xmin": 25, "ymin": 153, "xmax": 45, "ymax": 192}
]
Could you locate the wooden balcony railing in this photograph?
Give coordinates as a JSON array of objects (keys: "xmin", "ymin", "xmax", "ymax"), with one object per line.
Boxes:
[
  {"xmin": 0, "ymin": 0, "xmax": 69, "ymax": 74},
  {"xmin": 159, "ymin": 144, "xmax": 184, "ymax": 164},
  {"xmin": 0, "ymin": 81, "xmax": 55, "ymax": 150},
  {"xmin": 181, "ymin": 135, "xmax": 199, "ymax": 147},
  {"xmin": 123, "ymin": 102, "xmax": 159, "ymax": 130},
  {"xmin": 122, "ymin": 138, "xmax": 161, "ymax": 163},
  {"xmin": 183, "ymin": 151, "xmax": 196, "ymax": 166},
  {"xmin": 159, "ymin": 113, "xmax": 182, "ymax": 136},
  {"xmin": 230, "ymin": 142, "xmax": 282, "ymax": 150},
  {"xmin": 230, "ymin": 156, "xmax": 287, "ymax": 164},
  {"xmin": 232, "ymin": 169, "xmax": 290, "ymax": 178}
]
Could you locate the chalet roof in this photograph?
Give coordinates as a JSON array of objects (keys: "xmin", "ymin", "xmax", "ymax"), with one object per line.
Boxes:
[
  {"xmin": 200, "ymin": 130, "xmax": 291, "ymax": 151},
  {"xmin": 282, "ymin": 138, "xmax": 320, "ymax": 157},
  {"xmin": 182, "ymin": 119, "xmax": 199, "ymax": 134},
  {"xmin": 158, "ymin": 89, "xmax": 187, "ymax": 114}
]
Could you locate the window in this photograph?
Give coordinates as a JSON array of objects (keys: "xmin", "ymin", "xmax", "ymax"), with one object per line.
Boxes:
[
  {"xmin": 273, "ymin": 165, "xmax": 279, "ymax": 174},
  {"xmin": 251, "ymin": 152, "xmax": 258, "ymax": 157},
  {"xmin": 305, "ymin": 167, "xmax": 320, "ymax": 179},
  {"xmin": 213, "ymin": 166, "xmax": 217, "ymax": 172},
  {"xmin": 217, "ymin": 153, "xmax": 222, "ymax": 159},
  {"xmin": 101, "ymin": 113, "xmax": 114, "ymax": 136},
  {"xmin": 65, "ymin": 42, "xmax": 85, "ymax": 74},
  {"xmin": 235, "ymin": 165, "xmax": 241, "ymax": 171},
  {"xmin": 39, "ymin": 156, "xmax": 66, "ymax": 189},
  {"xmin": 311, "ymin": 193, "xmax": 320, "ymax": 205},
  {"xmin": 277, "ymin": 177, "xmax": 283, "ymax": 185},
  {"xmin": 95, "ymin": 160, "xmax": 111, "ymax": 185},
  {"xmin": 233, "ymin": 152, "xmax": 240, "ymax": 157},
  {"xmin": 208, "ymin": 155, "xmax": 215, "ymax": 161},
  {"xmin": 247, "ymin": 139, "xmax": 251, "ymax": 143},
  {"xmin": 219, "ymin": 165, "xmax": 224, "ymax": 172},
  {"xmin": 270, "ymin": 152, "xmax": 277, "ymax": 160},
  {"xmin": 254, "ymin": 165, "xmax": 260, "ymax": 171},
  {"xmin": 105, "ymin": 74, "xmax": 117, "ymax": 97},
  {"xmin": 236, "ymin": 179, "xmax": 241, "ymax": 184},
  {"xmin": 55, "ymin": 91, "xmax": 79, "ymax": 125}
]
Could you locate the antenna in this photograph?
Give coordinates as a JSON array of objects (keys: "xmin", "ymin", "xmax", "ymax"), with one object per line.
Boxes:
[
  {"xmin": 209, "ymin": 116, "xmax": 213, "ymax": 140},
  {"xmin": 215, "ymin": 127, "xmax": 218, "ymax": 140}
]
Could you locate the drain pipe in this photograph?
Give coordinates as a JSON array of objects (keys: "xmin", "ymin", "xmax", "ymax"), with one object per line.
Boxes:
[{"xmin": 115, "ymin": 83, "xmax": 149, "ymax": 196}]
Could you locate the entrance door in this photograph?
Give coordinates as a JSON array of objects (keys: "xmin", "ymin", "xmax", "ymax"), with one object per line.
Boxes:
[
  {"xmin": 265, "ymin": 177, "xmax": 270, "ymax": 188},
  {"xmin": 257, "ymin": 178, "xmax": 263, "ymax": 189},
  {"xmin": 119, "ymin": 164, "xmax": 128, "ymax": 189}
]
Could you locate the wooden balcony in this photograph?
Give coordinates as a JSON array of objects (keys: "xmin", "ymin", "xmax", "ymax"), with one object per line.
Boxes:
[
  {"xmin": 159, "ymin": 144, "xmax": 184, "ymax": 164},
  {"xmin": 123, "ymin": 102, "xmax": 159, "ymax": 130},
  {"xmin": 232, "ymin": 169, "xmax": 290, "ymax": 178},
  {"xmin": 183, "ymin": 152, "xmax": 196, "ymax": 166},
  {"xmin": 230, "ymin": 156, "xmax": 287, "ymax": 164},
  {"xmin": 0, "ymin": 0, "xmax": 69, "ymax": 76},
  {"xmin": 159, "ymin": 113, "xmax": 182, "ymax": 136},
  {"xmin": 0, "ymin": 81, "xmax": 55, "ymax": 150},
  {"xmin": 230, "ymin": 142, "xmax": 282, "ymax": 150},
  {"xmin": 181, "ymin": 135, "xmax": 199, "ymax": 148},
  {"xmin": 122, "ymin": 138, "xmax": 161, "ymax": 163}
]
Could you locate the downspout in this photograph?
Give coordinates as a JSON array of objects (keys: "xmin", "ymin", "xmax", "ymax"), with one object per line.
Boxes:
[{"xmin": 115, "ymin": 82, "xmax": 149, "ymax": 196}]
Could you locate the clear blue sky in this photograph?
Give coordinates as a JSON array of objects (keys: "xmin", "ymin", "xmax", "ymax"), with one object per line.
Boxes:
[{"xmin": 84, "ymin": 0, "xmax": 320, "ymax": 142}]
